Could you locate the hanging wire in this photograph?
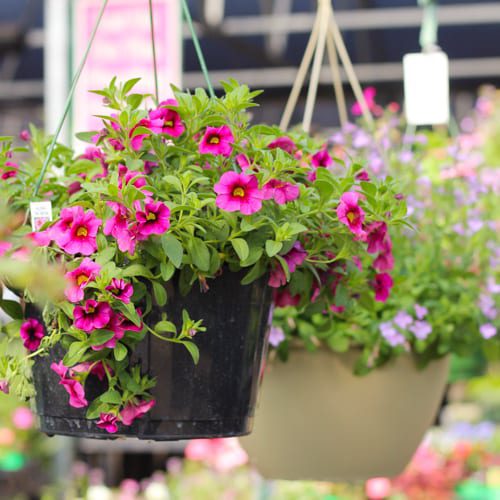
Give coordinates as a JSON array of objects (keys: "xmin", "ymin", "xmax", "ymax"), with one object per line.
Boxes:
[
  {"xmin": 33, "ymin": 0, "xmax": 109, "ymax": 197},
  {"xmin": 418, "ymin": 0, "xmax": 438, "ymax": 51},
  {"xmin": 180, "ymin": 0, "xmax": 216, "ymax": 98},
  {"xmin": 148, "ymin": 0, "xmax": 160, "ymax": 103}
]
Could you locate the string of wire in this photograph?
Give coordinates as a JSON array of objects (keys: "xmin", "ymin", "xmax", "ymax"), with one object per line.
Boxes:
[{"xmin": 148, "ymin": 0, "xmax": 160, "ymax": 103}]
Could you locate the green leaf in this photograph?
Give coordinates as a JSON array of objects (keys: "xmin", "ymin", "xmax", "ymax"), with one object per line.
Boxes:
[
  {"xmin": 327, "ymin": 335, "xmax": 350, "ymax": 353},
  {"xmin": 95, "ymin": 246, "xmax": 116, "ymax": 266},
  {"xmin": 63, "ymin": 341, "xmax": 88, "ymax": 366},
  {"xmin": 189, "ymin": 238, "xmax": 210, "ymax": 272},
  {"xmin": 122, "ymin": 77, "xmax": 142, "ymax": 95},
  {"xmin": 86, "ymin": 399, "xmax": 108, "ymax": 420},
  {"xmin": 113, "ymin": 342, "xmax": 128, "ymax": 361},
  {"xmin": 288, "ymin": 222, "xmax": 308, "ymax": 235},
  {"xmin": 89, "ymin": 330, "xmax": 115, "ymax": 347},
  {"xmin": 183, "ymin": 341, "xmax": 200, "ymax": 364},
  {"xmin": 231, "ymin": 238, "xmax": 249, "ymax": 261},
  {"xmin": 241, "ymin": 260, "xmax": 266, "ymax": 285},
  {"xmin": 161, "ymin": 233, "xmax": 184, "ymax": 268},
  {"xmin": 155, "ymin": 320, "xmax": 177, "ymax": 334},
  {"xmin": 75, "ymin": 131, "xmax": 98, "ymax": 143},
  {"xmin": 0, "ymin": 300, "xmax": 23, "ymax": 319},
  {"xmin": 122, "ymin": 264, "xmax": 154, "ymax": 278},
  {"xmin": 265, "ymin": 240, "xmax": 283, "ymax": 257},
  {"xmin": 160, "ymin": 261, "xmax": 176, "ymax": 281},
  {"xmin": 100, "ymin": 389, "xmax": 122, "ymax": 404},
  {"xmin": 152, "ymin": 281, "xmax": 167, "ymax": 306}
]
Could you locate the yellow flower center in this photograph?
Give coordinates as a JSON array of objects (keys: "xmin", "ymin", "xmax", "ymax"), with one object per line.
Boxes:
[
  {"xmin": 76, "ymin": 274, "xmax": 88, "ymax": 286},
  {"xmin": 147, "ymin": 213, "xmax": 157, "ymax": 221},
  {"xmin": 209, "ymin": 136, "xmax": 220, "ymax": 144},
  {"xmin": 165, "ymin": 120, "xmax": 174, "ymax": 127},
  {"xmin": 87, "ymin": 306, "xmax": 95, "ymax": 314},
  {"xmin": 76, "ymin": 226, "xmax": 88, "ymax": 237},
  {"xmin": 233, "ymin": 187, "xmax": 245, "ymax": 198},
  {"xmin": 347, "ymin": 211, "xmax": 356, "ymax": 223}
]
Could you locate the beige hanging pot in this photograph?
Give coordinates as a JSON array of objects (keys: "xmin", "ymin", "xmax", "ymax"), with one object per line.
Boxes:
[{"xmin": 240, "ymin": 349, "xmax": 449, "ymax": 482}]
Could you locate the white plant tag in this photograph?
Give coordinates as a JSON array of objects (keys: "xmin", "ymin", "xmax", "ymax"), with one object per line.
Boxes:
[
  {"xmin": 30, "ymin": 201, "xmax": 53, "ymax": 231},
  {"xmin": 403, "ymin": 51, "xmax": 450, "ymax": 126}
]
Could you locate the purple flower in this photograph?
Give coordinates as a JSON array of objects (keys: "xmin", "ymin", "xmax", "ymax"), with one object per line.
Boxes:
[
  {"xmin": 480, "ymin": 323, "xmax": 497, "ymax": 339},
  {"xmin": 394, "ymin": 311, "xmax": 413, "ymax": 330},
  {"xmin": 486, "ymin": 277, "xmax": 500, "ymax": 294},
  {"xmin": 379, "ymin": 321, "xmax": 405, "ymax": 347},
  {"xmin": 409, "ymin": 320, "xmax": 432, "ymax": 340},
  {"xmin": 0, "ymin": 380, "xmax": 9, "ymax": 394},
  {"xmin": 414, "ymin": 304, "xmax": 428, "ymax": 320},
  {"xmin": 20, "ymin": 318, "xmax": 45, "ymax": 351},
  {"xmin": 479, "ymin": 294, "xmax": 497, "ymax": 320},
  {"xmin": 268, "ymin": 326, "xmax": 286, "ymax": 347}
]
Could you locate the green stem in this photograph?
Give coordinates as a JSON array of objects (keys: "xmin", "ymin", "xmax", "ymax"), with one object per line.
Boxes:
[{"xmin": 148, "ymin": 0, "xmax": 160, "ymax": 104}]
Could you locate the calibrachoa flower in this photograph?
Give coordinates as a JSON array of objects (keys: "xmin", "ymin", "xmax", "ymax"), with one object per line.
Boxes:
[
  {"xmin": 414, "ymin": 304, "xmax": 428, "ymax": 319},
  {"xmin": 64, "ymin": 258, "xmax": 101, "ymax": 303},
  {"xmin": 91, "ymin": 312, "xmax": 125, "ymax": 351},
  {"xmin": 268, "ymin": 326, "xmax": 286, "ymax": 347},
  {"xmin": 394, "ymin": 310, "xmax": 413, "ymax": 329},
  {"xmin": 284, "ymin": 241, "xmax": 307, "ymax": 273},
  {"xmin": 373, "ymin": 238, "xmax": 394, "ymax": 272},
  {"xmin": 97, "ymin": 413, "xmax": 119, "ymax": 433},
  {"xmin": 267, "ymin": 136, "xmax": 296, "ymax": 154},
  {"xmin": 120, "ymin": 399, "xmax": 156, "ymax": 426},
  {"xmin": 199, "ymin": 125, "xmax": 234, "ymax": 156},
  {"xmin": 149, "ymin": 99, "xmax": 185, "ymax": 137},
  {"xmin": 379, "ymin": 321, "xmax": 405, "ymax": 347},
  {"xmin": 311, "ymin": 148, "xmax": 333, "ymax": 168},
  {"xmin": 373, "ymin": 273, "xmax": 393, "ymax": 302},
  {"xmin": 70, "ymin": 361, "xmax": 108, "ymax": 381},
  {"xmin": 268, "ymin": 264, "xmax": 287, "ymax": 288},
  {"xmin": 261, "ymin": 179, "xmax": 300, "ymax": 205},
  {"xmin": 273, "ymin": 288, "xmax": 300, "ymax": 308},
  {"xmin": 50, "ymin": 361, "xmax": 88, "ymax": 408},
  {"xmin": 117, "ymin": 164, "xmax": 147, "ymax": 191},
  {"xmin": 106, "ymin": 278, "xmax": 134, "ymax": 304},
  {"xmin": 365, "ymin": 221, "xmax": 388, "ymax": 254},
  {"xmin": 103, "ymin": 202, "xmax": 136, "ymax": 253},
  {"xmin": 0, "ymin": 380, "xmax": 9, "ymax": 394},
  {"xmin": 0, "ymin": 241, "xmax": 12, "ymax": 256},
  {"xmin": 214, "ymin": 172, "xmax": 263, "ymax": 215},
  {"xmin": 135, "ymin": 199, "xmax": 171, "ymax": 238},
  {"xmin": 73, "ymin": 300, "xmax": 113, "ymax": 332},
  {"xmin": 409, "ymin": 320, "xmax": 432, "ymax": 340},
  {"xmin": 20, "ymin": 318, "xmax": 45, "ymax": 351},
  {"xmin": 53, "ymin": 206, "xmax": 102, "ymax": 256},
  {"xmin": 336, "ymin": 191, "xmax": 365, "ymax": 236},
  {"xmin": 129, "ymin": 118, "xmax": 152, "ymax": 151},
  {"xmin": 480, "ymin": 323, "xmax": 497, "ymax": 339}
]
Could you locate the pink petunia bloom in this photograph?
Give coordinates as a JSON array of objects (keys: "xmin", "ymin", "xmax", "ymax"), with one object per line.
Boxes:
[
  {"xmin": 268, "ymin": 264, "xmax": 287, "ymax": 288},
  {"xmin": 336, "ymin": 191, "xmax": 366, "ymax": 236},
  {"xmin": 135, "ymin": 199, "xmax": 171, "ymax": 238},
  {"xmin": 50, "ymin": 360, "xmax": 68, "ymax": 378},
  {"xmin": 284, "ymin": 242, "xmax": 307, "ymax": 273},
  {"xmin": 54, "ymin": 206, "xmax": 102, "ymax": 256},
  {"xmin": 214, "ymin": 172, "xmax": 263, "ymax": 215},
  {"xmin": 91, "ymin": 312, "xmax": 126, "ymax": 351},
  {"xmin": 356, "ymin": 170, "xmax": 370, "ymax": 181},
  {"xmin": 129, "ymin": 118, "xmax": 152, "ymax": 151},
  {"xmin": 365, "ymin": 222, "xmax": 388, "ymax": 254},
  {"xmin": 118, "ymin": 164, "xmax": 147, "ymax": 191},
  {"xmin": 120, "ymin": 399, "xmax": 156, "ymax": 426},
  {"xmin": 70, "ymin": 361, "xmax": 108, "ymax": 381},
  {"xmin": 414, "ymin": 304, "xmax": 428, "ymax": 319},
  {"xmin": 480, "ymin": 323, "xmax": 497, "ymax": 339},
  {"xmin": 73, "ymin": 300, "xmax": 113, "ymax": 332},
  {"xmin": 273, "ymin": 288, "xmax": 300, "ymax": 308},
  {"xmin": 235, "ymin": 153, "xmax": 251, "ymax": 169},
  {"xmin": 64, "ymin": 258, "xmax": 101, "ymax": 303},
  {"xmin": 61, "ymin": 378, "xmax": 88, "ymax": 408},
  {"xmin": 351, "ymin": 86, "xmax": 383, "ymax": 117},
  {"xmin": 262, "ymin": 179, "xmax": 300, "ymax": 205},
  {"xmin": 19, "ymin": 129, "xmax": 31, "ymax": 141},
  {"xmin": 106, "ymin": 278, "xmax": 134, "ymax": 304},
  {"xmin": 267, "ymin": 136, "xmax": 296, "ymax": 154},
  {"xmin": 0, "ymin": 380, "xmax": 9, "ymax": 394},
  {"xmin": 149, "ymin": 99, "xmax": 185, "ymax": 137},
  {"xmin": 81, "ymin": 146, "xmax": 108, "ymax": 178},
  {"xmin": 409, "ymin": 320, "xmax": 432, "ymax": 340},
  {"xmin": 199, "ymin": 125, "xmax": 234, "ymax": 157},
  {"xmin": 1, "ymin": 161, "xmax": 18, "ymax": 180},
  {"xmin": 20, "ymin": 318, "xmax": 45, "ymax": 351},
  {"xmin": 184, "ymin": 438, "xmax": 248, "ymax": 472},
  {"xmin": 117, "ymin": 312, "xmax": 144, "ymax": 334},
  {"xmin": 311, "ymin": 148, "xmax": 333, "ymax": 168},
  {"xmin": 268, "ymin": 326, "xmax": 286, "ymax": 347},
  {"xmin": 103, "ymin": 202, "xmax": 138, "ymax": 254},
  {"xmin": 373, "ymin": 273, "xmax": 393, "ymax": 302},
  {"xmin": 373, "ymin": 237, "xmax": 394, "ymax": 271},
  {"xmin": 68, "ymin": 181, "xmax": 82, "ymax": 196},
  {"xmin": 97, "ymin": 413, "xmax": 119, "ymax": 433},
  {"xmin": 0, "ymin": 241, "xmax": 12, "ymax": 257},
  {"xmin": 12, "ymin": 407, "xmax": 35, "ymax": 430}
]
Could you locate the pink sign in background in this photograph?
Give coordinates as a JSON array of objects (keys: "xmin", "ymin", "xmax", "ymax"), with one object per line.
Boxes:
[{"xmin": 73, "ymin": 0, "xmax": 182, "ymax": 135}]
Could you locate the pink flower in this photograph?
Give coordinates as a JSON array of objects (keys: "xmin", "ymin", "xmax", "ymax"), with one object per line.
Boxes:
[
  {"xmin": 414, "ymin": 304, "xmax": 428, "ymax": 319},
  {"xmin": 50, "ymin": 360, "xmax": 68, "ymax": 378},
  {"xmin": 20, "ymin": 318, "xmax": 45, "ymax": 351},
  {"xmin": 97, "ymin": 413, "xmax": 119, "ymax": 433},
  {"xmin": 268, "ymin": 326, "xmax": 285, "ymax": 347},
  {"xmin": 365, "ymin": 222, "xmax": 388, "ymax": 254},
  {"xmin": 61, "ymin": 378, "xmax": 88, "ymax": 408},
  {"xmin": 214, "ymin": 172, "xmax": 263, "ymax": 215},
  {"xmin": 149, "ymin": 99, "xmax": 185, "ymax": 137},
  {"xmin": 1, "ymin": 161, "xmax": 19, "ymax": 180},
  {"xmin": 284, "ymin": 241, "xmax": 307, "ymax": 273},
  {"xmin": 235, "ymin": 153, "xmax": 251, "ymax": 169},
  {"xmin": 74, "ymin": 300, "xmax": 113, "ymax": 332},
  {"xmin": 91, "ymin": 312, "xmax": 125, "ymax": 351},
  {"xmin": 0, "ymin": 241, "xmax": 12, "ymax": 257},
  {"xmin": 68, "ymin": 181, "xmax": 82, "ymax": 195},
  {"xmin": 129, "ymin": 118, "xmax": 152, "ymax": 151},
  {"xmin": 351, "ymin": 86, "xmax": 383, "ymax": 116},
  {"xmin": 268, "ymin": 264, "xmax": 287, "ymax": 288},
  {"xmin": 373, "ymin": 238, "xmax": 394, "ymax": 271},
  {"xmin": 185, "ymin": 438, "xmax": 248, "ymax": 472},
  {"xmin": 409, "ymin": 320, "xmax": 432, "ymax": 340},
  {"xmin": 135, "ymin": 199, "xmax": 171, "ymax": 238},
  {"xmin": 356, "ymin": 170, "xmax": 370, "ymax": 181},
  {"xmin": 480, "ymin": 323, "xmax": 497, "ymax": 339},
  {"xmin": 336, "ymin": 191, "xmax": 365, "ymax": 236},
  {"xmin": 199, "ymin": 125, "xmax": 234, "ymax": 157},
  {"xmin": 104, "ymin": 202, "xmax": 139, "ymax": 254},
  {"xmin": 12, "ymin": 407, "xmax": 34, "ymax": 430},
  {"xmin": 262, "ymin": 179, "xmax": 300, "ymax": 205},
  {"xmin": 311, "ymin": 148, "xmax": 333, "ymax": 168},
  {"xmin": 53, "ymin": 206, "xmax": 102, "ymax": 256},
  {"xmin": 273, "ymin": 288, "xmax": 300, "ymax": 308},
  {"xmin": 120, "ymin": 399, "xmax": 156, "ymax": 426},
  {"xmin": 373, "ymin": 273, "xmax": 393, "ymax": 302},
  {"xmin": 19, "ymin": 129, "xmax": 31, "ymax": 141},
  {"xmin": 267, "ymin": 137, "xmax": 296, "ymax": 154},
  {"xmin": 64, "ymin": 258, "xmax": 101, "ymax": 303},
  {"xmin": 70, "ymin": 361, "xmax": 108, "ymax": 381},
  {"xmin": 118, "ymin": 164, "xmax": 147, "ymax": 191},
  {"xmin": 28, "ymin": 230, "xmax": 52, "ymax": 247},
  {"xmin": 0, "ymin": 380, "xmax": 9, "ymax": 394},
  {"xmin": 106, "ymin": 278, "xmax": 134, "ymax": 304},
  {"xmin": 117, "ymin": 312, "xmax": 144, "ymax": 334}
]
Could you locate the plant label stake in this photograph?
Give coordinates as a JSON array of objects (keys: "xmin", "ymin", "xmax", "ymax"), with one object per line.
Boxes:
[
  {"xmin": 29, "ymin": 201, "xmax": 53, "ymax": 231},
  {"xmin": 280, "ymin": 0, "xmax": 373, "ymax": 132}
]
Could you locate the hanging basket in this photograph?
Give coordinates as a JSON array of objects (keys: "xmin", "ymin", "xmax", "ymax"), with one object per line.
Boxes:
[
  {"xmin": 32, "ymin": 270, "xmax": 272, "ymax": 440},
  {"xmin": 240, "ymin": 349, "xmax": 449, "ymax": 481}
]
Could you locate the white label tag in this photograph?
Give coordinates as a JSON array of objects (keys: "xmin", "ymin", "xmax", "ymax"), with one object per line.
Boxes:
[
  {"xmin": 30, "ymin": 201, "xmax": 53, "ymax": 231},
  {"xmin": 403, "ymin": 51, "xmax": 450, "ymax": 126}
]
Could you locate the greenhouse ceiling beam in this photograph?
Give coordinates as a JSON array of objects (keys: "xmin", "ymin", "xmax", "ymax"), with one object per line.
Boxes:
[{"xmin": 184, "ymin": 57, "xmax": 500, "ymax": 89}]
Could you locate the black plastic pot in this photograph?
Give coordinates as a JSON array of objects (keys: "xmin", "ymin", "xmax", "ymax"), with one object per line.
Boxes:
[{"xmin": 32, "ymin": 269, "xmax": 272, "ymax": 440}]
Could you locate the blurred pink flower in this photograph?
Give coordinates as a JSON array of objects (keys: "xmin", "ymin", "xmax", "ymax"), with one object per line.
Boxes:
[{"xmin": 185, "ymin": 438, "xmax": 248, "ymax": 472}]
